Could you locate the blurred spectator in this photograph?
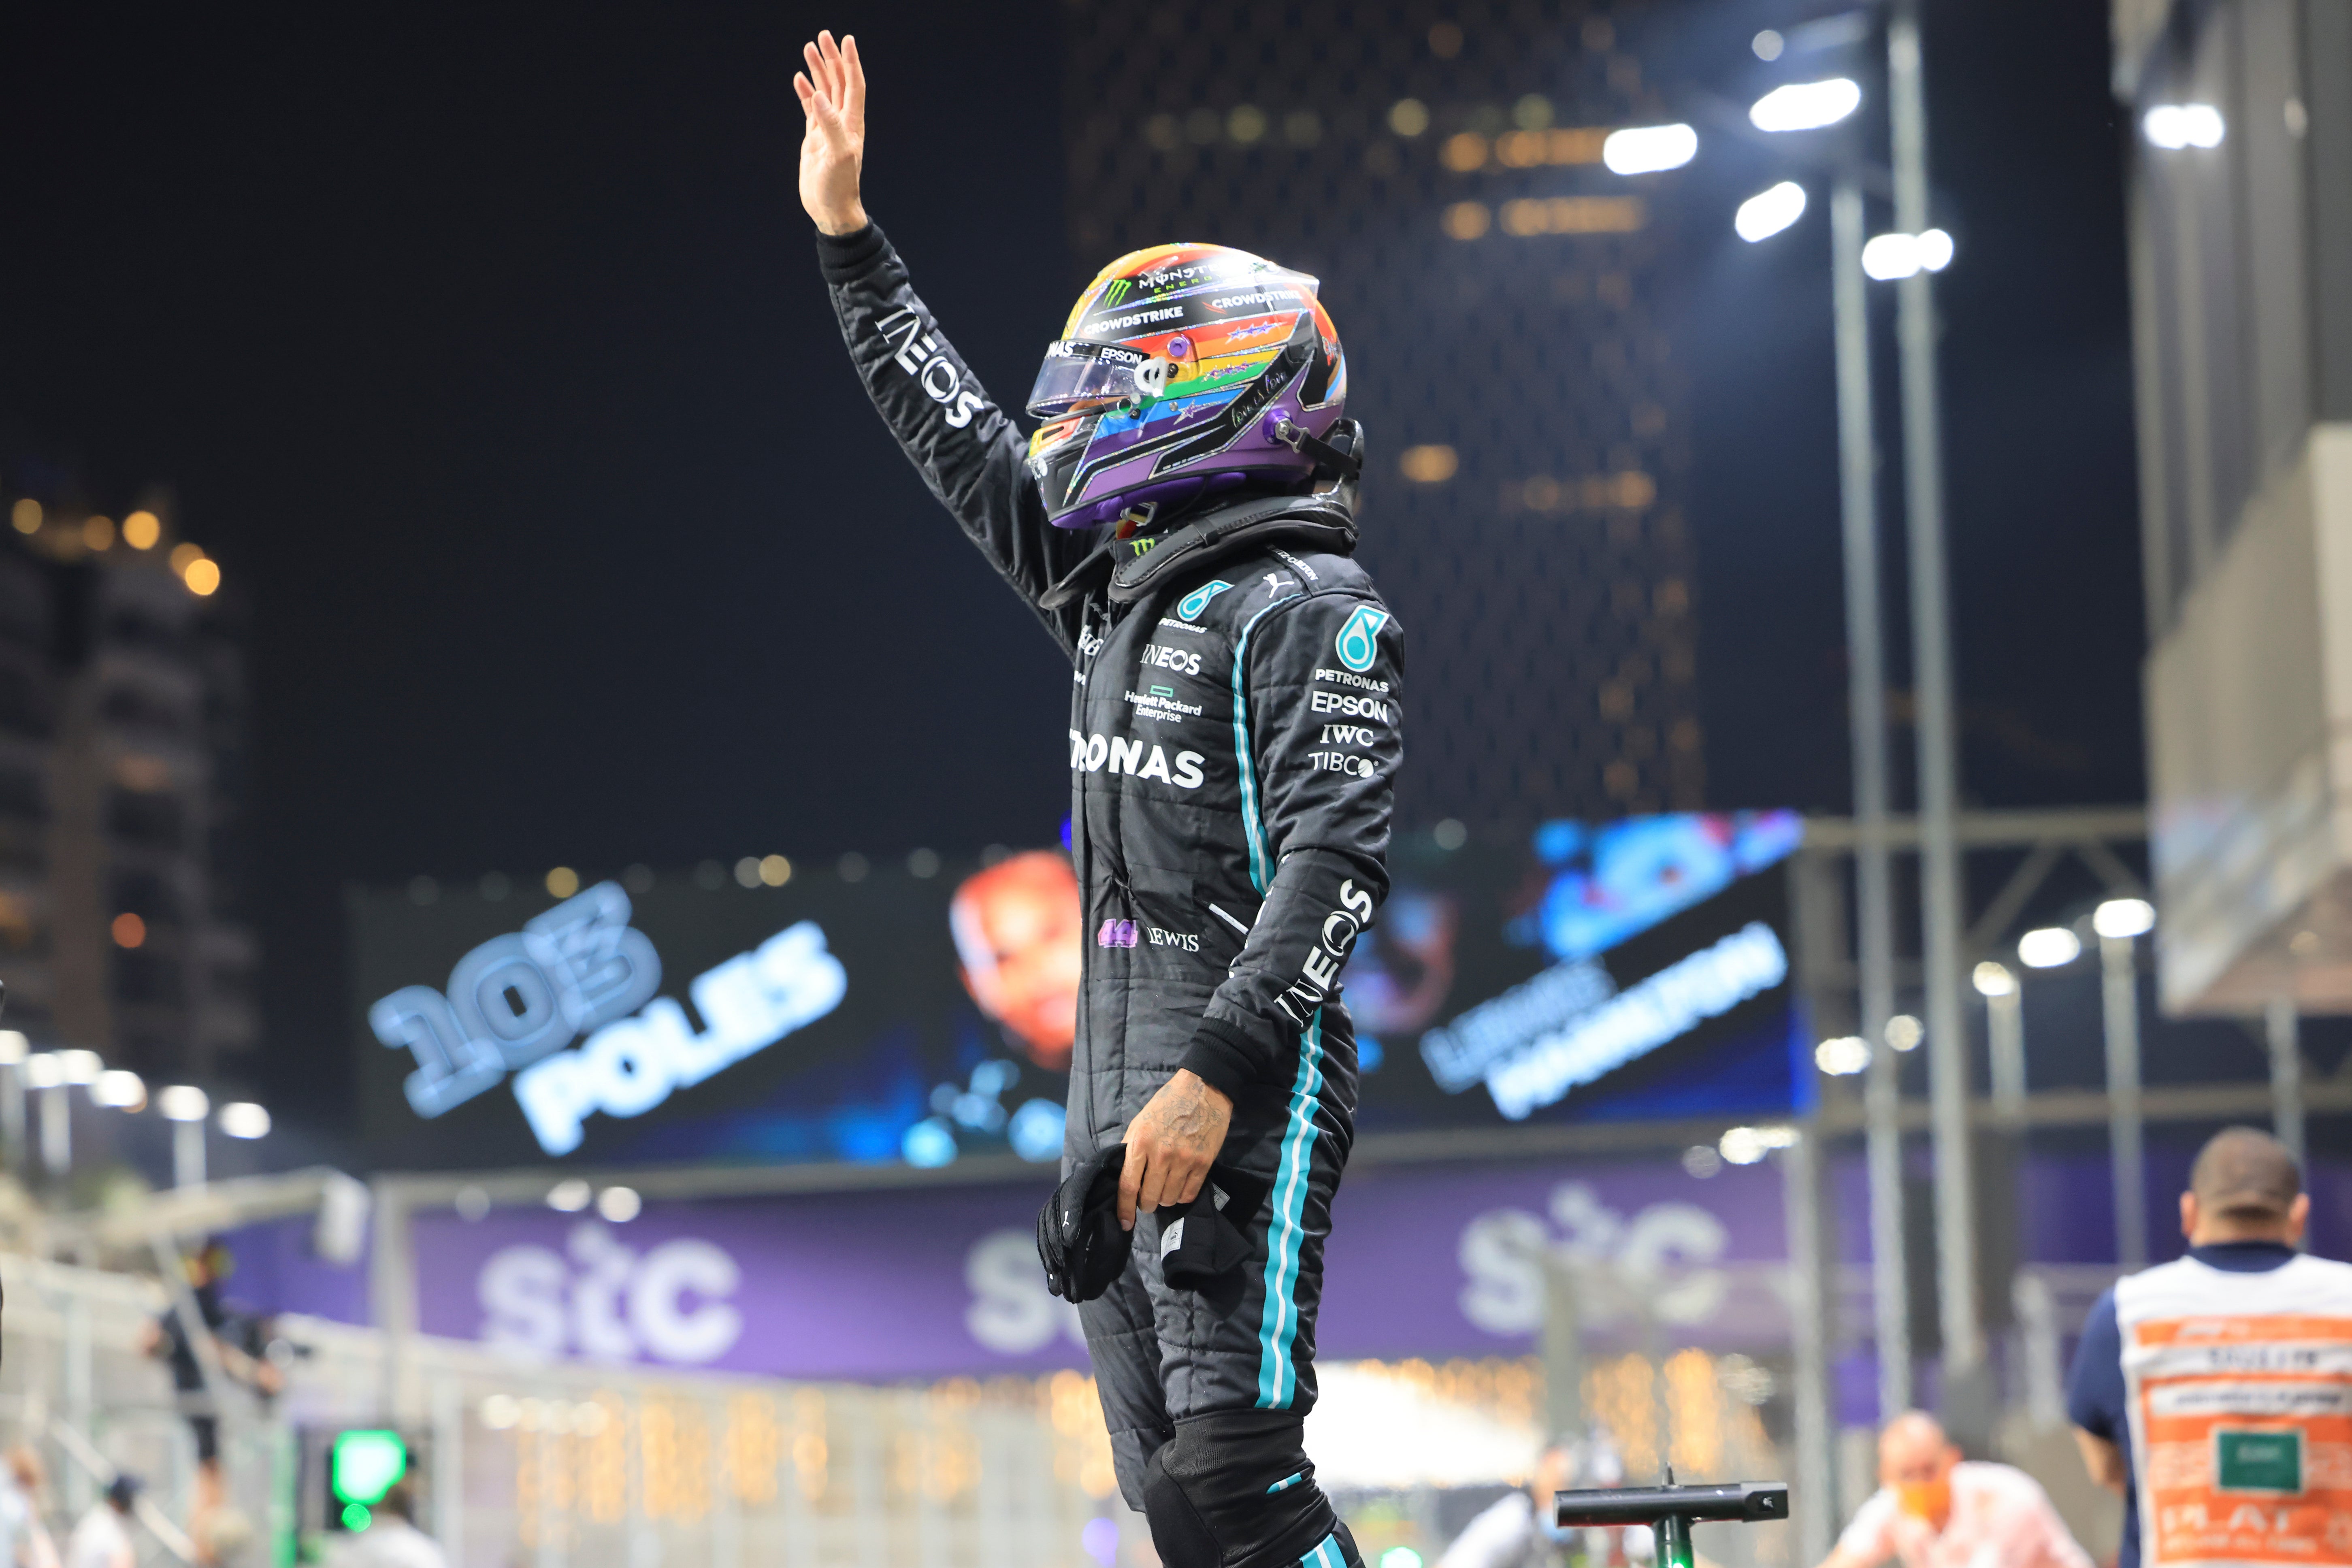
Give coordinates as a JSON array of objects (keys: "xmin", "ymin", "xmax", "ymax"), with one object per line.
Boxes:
[
  {"xmin": 1816, "ymin": 1413, "xmax": 2090, "ymax": 1568},
  {"xmin": 950, "ymin": 852, "xmax": 1081, "ymax": 1070},
  {"xmin": 64, "ymin": 1479, "xmax": 134, "ymax": 1568},
  {"xmin": 2067, "ymin": 1127, "xmax": 2349, "ymax": 1568},
  {"xmin": 135, "ymin": 1241, "xmax": 282, "ymax": 1557},
  {"xmin": 339, "ymin": 1486, "xmax": 443, "ymax": 1568},
  {"xmin": 0, "ymin": 1449, "xmax": 58, "ymax": 1568},
  {"xmin": 1440, "ymin": 1436, "xmax": 1636, "ymax": 1568}
]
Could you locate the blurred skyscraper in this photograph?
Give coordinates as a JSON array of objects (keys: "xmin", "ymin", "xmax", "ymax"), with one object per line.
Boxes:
[
  {"xmin": 0, "ymin": 484, "xmax": 256, "ymax": 1079},
  {"xmin": 1063, "ymin": 0, "xmax": 1703, "ymax": 825}
]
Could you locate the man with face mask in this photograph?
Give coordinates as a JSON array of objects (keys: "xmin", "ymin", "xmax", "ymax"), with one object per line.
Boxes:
[{"xmin": 1816, "ymin": 1413, "xmax": 2089, "ymax": 1568}]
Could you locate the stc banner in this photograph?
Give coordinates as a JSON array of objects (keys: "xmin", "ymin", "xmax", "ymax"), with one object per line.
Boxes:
[{"xmin": 398, "ymin": 1158, "xmax": 1790, "ymax": 1382}]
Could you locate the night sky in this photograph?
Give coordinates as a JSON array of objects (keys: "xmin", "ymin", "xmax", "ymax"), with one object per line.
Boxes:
[{"xmin": 0, "ymin": 0, "xmax": 2139, "ymax": 1129}]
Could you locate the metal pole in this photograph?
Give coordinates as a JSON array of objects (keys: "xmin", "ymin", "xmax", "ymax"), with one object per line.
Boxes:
[
  {"xmin": 1542, "ymin": 1252, "xmax": 1587, "ymax": 1443},
  {"xmin": 39, "ymin": 1083, "xmax": 69, "ymax": 1180},
  {"xmin": 0, "ymin": 1060, "xmax": 22, "ymax": 1173},
  {"xmin": 1780, "ymin": 1132, "xmax": 1834, "ymax": 1566},
  {"xmin": 2266, "ymin": 995, "xmax": 2305, "ymax": 1172},
  {"xmin": 1988, "ymin": 985, "xmax": 2026, "ymax": 1124},
  {"xmin": 1832, "ymin": 175, "xmax": 1912, "ymax": 1419},
  {"xmin": 2101, "ymin": 933, "xmax": 2147, "ymax": 1269},
  {"xmin": 174, "ymin": 1119, "xmax": 206, "ymax": 1189},
  {"xmin": 1889, "ymin": 0, "xmax": 1983, "ymax": 1383}
]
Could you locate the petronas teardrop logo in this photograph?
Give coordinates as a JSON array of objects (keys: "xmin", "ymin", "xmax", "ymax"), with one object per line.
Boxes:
[
  {"xmin": 1177, "ymin": 580, "xmax": 1234, "ymax": 621},
  {"xmin": 1334, "ymin": 605, "xmax": 1389, "ymax": 672}
]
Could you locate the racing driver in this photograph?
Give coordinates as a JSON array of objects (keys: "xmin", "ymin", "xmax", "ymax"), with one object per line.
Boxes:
[{"xmin": 797, "ymin": 31, "xmax": 1400, "ymax": 1568}]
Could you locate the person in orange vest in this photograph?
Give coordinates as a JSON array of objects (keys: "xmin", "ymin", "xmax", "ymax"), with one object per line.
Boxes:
[{"xmin": 2067, "ymin": 1126, "xmax": 2352, "ymax": 1568}]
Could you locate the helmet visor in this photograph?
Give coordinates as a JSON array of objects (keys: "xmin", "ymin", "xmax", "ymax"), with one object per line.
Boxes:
[{"xmin": 1026, "ymin": 340, "xmax": 1168, "ymax": 418}]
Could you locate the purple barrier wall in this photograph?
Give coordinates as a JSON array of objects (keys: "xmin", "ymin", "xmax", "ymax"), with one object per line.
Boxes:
[
  {"xmin": 223, "ymin": 1152, "xmax": 2351, "ymax": 1385},
  {"xmin": 390, "ymin": 1158, "xmax": 1785, "ymax": 1381}
]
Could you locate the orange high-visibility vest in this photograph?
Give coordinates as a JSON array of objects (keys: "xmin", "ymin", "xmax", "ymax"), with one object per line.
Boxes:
[{"xmin": 2117, "ymin": 1252, "xmax": 2352, "ymax": 1568}]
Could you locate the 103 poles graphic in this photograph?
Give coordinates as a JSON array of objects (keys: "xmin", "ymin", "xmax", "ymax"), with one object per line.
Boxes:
[{"xmin": 1553, "ymin": 1474, "xmax": 1790, "ymax": 1568}]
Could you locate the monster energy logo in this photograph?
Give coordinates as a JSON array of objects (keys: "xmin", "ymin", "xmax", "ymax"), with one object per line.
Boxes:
[{"xmin": 1103, "ymin": 279, "xmax": 1132, "ymax": 306}]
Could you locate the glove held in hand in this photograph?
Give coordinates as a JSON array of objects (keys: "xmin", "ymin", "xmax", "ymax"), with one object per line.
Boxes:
[{"xmin": 1036, "ymin": 1145, "xmax": 1133, "ymax": 1303}]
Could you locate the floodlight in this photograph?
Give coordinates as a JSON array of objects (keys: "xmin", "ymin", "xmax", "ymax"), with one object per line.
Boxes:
[
  {"xmin": 1972, "ymin": 961, "xmax": 2017, "ymax": 997},
  {"xmin": 1814, "ymin": 1036, "xmax": 1870, "ymax": 1076},
  {"xmin": 2018, "ymin": 927, "xmax": 2081, "ymax": 968},
  {"xmin": 92, "ymin": 1069, "xmax": 146, "ymax": 1109},
  {"xmin": 1719, "ymin": 1125, "xmax": 1798, "ymax": 1165},
  {"xmin": 1916, "ymin": 228, "xmax": 1954, "ymax": 271},
  {"xmin": 546, "ymin": 1178, "xmax": 591, "ymax": 1212},
  {"xmin": 23, "ymin": 1053, "xmax": 62, "ymax": 1089},
  {"xmin": 0, "ymin": 1031, "xmax": 26, "ymax": 1066},
  {"xmin": 59, "ymin": 1049, "xmax": 101, "ymax": 1085},
  {"xmin": 1602, "ymin": 124, "xmax": 1698, "ymax": 175},
  {"xmin": 217, "ymin": 1101, "xmax": 271, "ymax": 1139},
  {"xmin": 1862, "ymin": 233, "xmax": 1922, "ymax": 280},
  {"xmin": 2094, "ymin": 898, "xmax": 2156, "ymax": 940},
  {"xmin": 158, "ymin": 1084, "xmax": 209, "ymax": 1121},
  {"xmin": 1749, "ymin": 79, "xmax": 1862, "ymax": 133},
  {"xmin": 2143, "ymin": 104, "xmax": 2224, "ymax": 151},
  {"xmin": 1735, "ymin": 182, "xmax": 1808, "ymax": 243},
  {"xmin": 1884, "ymin": 1014, "xmax": 1924, "ymax": 1051},
  {"xmin": 596, "ymin": 1185, "xmax": 641, "ymax": 1223}
]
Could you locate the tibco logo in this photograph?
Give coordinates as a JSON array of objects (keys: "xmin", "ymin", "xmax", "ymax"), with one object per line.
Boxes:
[
  {"xmin": 1069, "ymin": 731, "xmax": 1207, "ymax": 789},
  {"xmin": 1308, "ymin": 751, "xmax": 1380, "ymax": 777}
]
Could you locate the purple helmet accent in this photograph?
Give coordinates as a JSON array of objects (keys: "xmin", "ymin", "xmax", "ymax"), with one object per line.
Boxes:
[{"xmin": 1024, "ymin": 243, "xmax": 1349, "ymax": 529}]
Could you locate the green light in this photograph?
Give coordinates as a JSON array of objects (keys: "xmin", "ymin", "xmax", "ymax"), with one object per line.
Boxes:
[
  {"xmin": 330, "ymin": 1430, "xmax": 407, "ymax": 1506},
  {"xmin": 1380, "ymin": 1550, "xmax": 1424, "ymax": 1568},
  {"xmin": 341, "ymin": 1505, "xmax": 371, "ymax": 1532}
]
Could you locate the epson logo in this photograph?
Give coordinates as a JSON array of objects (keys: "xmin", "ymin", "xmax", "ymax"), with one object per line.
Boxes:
[
  {"xmin": 1141, "ymin": 643, "xmax": 1202, "ymax": 676},
  {"xmin": 1309, "ymin": 691, "xmax": 1389, "ymax": 721},
  {"xmin": 1068, "ymin": 731, "xmax": 1208, "ymax": 790}
]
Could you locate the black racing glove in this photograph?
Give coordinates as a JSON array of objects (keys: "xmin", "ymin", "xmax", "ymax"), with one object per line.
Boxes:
[
  {"xmin": 1036, "ymin": 1145, "xmax": 1133, "ymax": 1303},
  {"xmin": 1156, "ymin": 1167, "xmax": 1265, "ymax": 1290}
]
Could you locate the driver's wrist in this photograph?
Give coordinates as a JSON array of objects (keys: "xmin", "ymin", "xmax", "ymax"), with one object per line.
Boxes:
[{"xmin": 814, "ymin": 201, "xmax": 869, "ymax": 237}]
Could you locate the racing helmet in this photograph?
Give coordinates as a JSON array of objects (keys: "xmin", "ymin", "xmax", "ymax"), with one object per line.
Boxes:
[{"xmin": 1025, "ymin": 243, "xmax": 1350, "ymax": 529}]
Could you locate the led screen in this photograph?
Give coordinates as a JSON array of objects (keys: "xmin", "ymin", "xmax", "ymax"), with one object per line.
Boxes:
[{"xmin": 351, "ymin": 812, "xmax": 1804, "ymax": 1172}]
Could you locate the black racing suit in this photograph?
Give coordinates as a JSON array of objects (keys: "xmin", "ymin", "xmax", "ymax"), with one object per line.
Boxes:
[{"xmin": 821, "ymin": 224, "xmax": 1401, "ymax": 1568}]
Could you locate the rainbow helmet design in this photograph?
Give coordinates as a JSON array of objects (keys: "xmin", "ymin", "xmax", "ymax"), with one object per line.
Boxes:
[{"xmin": 1025, "ymin": 243, "xmax": 1348, "ymax": 529}]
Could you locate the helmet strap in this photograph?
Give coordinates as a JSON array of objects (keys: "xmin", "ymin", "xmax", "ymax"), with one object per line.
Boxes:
[{"xmin": 1272, "ymin": 417, "xmax": 1363, "ymax": 482}]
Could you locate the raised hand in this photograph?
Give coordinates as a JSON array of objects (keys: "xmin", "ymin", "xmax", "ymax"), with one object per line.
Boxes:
[{"xmin": 793, "ymin": 31, "xmax": 867, "ymax": 235}]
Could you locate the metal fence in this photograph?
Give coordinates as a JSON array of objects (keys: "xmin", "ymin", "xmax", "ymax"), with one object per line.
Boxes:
[{"xmin": 0, "ymin": 1247, "xmax": 2126, "ymax": 1568}]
